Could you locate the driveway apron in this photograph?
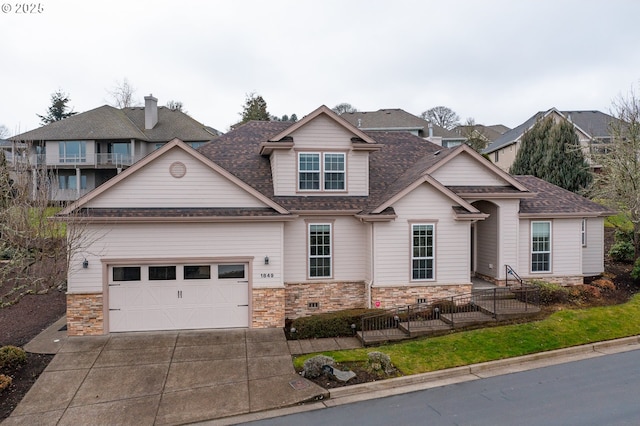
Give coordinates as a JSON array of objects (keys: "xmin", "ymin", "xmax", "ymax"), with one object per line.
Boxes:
[{"xmin": 6, "ymin": 328, "xmax": 327, "ymax": 425}]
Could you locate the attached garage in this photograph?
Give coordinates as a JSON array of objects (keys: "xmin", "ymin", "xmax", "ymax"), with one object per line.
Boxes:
[{"xmin": 108, "ymin": 262, "xmax": 250, "ymax": 332}]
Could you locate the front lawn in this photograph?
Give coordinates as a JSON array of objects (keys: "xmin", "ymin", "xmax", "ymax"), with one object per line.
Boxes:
[{"xmin": 294, "ymin": 293, "xmax": 640, "ymax": 375}]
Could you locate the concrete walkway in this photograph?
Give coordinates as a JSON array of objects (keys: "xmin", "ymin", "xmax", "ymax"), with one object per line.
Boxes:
[{"xmin": 8, "ymin": 317, "xmax": 343, "ymax": 425}]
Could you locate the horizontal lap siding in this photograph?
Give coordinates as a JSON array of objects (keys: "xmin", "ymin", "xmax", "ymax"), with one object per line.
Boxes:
[
  {"xmin": 375, "ymin": 184, "xmax": 470, "ymax": 286},
  {"xmin": 583, "ymin": 218, "xmax": 604, "ymax": 275},
  {"xmin": 431, "ymin": 152, "xmax": 508, "ymax": 186},
  {"xmin": 518, "ymin": 218, "xmax": 582, "ymax": 279},
  {"xmin": 272, "ymin": 115, "xmax": 368, "ymax": 196},
  {"xmin": 87, "ymin": 148, "xmax": 266, "ymax": 208},
  {"xmin": 283, "ymin": 217, "xmax": 366, "ymax": 283},
  {"xmin": 68, "ymin": 222, "xmax": 284, "ymax": 293}
]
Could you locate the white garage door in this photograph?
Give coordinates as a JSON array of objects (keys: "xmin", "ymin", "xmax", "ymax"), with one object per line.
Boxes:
[{"xmin": 108, "ymin": 263, "xmax": 249, "ymax": 332}]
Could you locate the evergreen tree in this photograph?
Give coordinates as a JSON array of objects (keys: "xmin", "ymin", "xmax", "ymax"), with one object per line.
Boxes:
[
  {"xmin": 510, "ymin": 116, "xmax": 591, "ymax": 193},
  {"xmin": 239, "ymin": 92, "xmax": 270, "ymax": 123},
  {"xmin": 37, "ymin": 90, "xmax": 77, "ymax": 125},
  {"xmin": 543, "ymin": 119, "xmax": 592, "ymax": 192}
]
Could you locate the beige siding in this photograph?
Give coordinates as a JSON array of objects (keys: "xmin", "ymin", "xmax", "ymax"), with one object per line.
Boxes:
[
  {"xmin": 582, "ymin": 218, "xmax": 605, "ymax": 275},
  {"xmin": 432, "ymin": 152, "xmax": 509, "ymax": 186},
  {"xmin": 374, "ymin": 183, "xmax": 471, "ymax": 286},
  {"xmin": 473, "ymin": 201, "xmax": 498, "ymax": 278},
  {"xmin": 282, "ymin": 216, "xmax": 367, "ymax": 283},
  {"xmin": 518, "ymin": 218, "xmax": 582, "ymax": 279},
  {"xmin": 271, "ymin": 115, "xmax": 369, "ymax": 196},
  {"xmin": 497, "ymin": 200, "xmax": 520, "ymax": 278},
  {"xmin": 68, "ymin": 222, "xmax": 284, "ymax": 294},
  {"xmin": 86, "ymin": 148, "xmax": 268, "ymax": 208}
]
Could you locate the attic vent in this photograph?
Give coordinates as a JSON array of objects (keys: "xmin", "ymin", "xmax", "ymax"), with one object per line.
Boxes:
[{"xmin": 169, "ymin": 161, "xmax": 187, "ymax": 178}]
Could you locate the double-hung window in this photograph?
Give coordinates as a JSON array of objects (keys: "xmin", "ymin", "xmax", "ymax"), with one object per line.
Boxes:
[
  {"xmin": 309, "ymin": 224, "xmax": 331, "ymax": 278},
  {"xmin": 531, "ymin": 221, "xmax": 551, "ymax": 272},
  {"xmin": 298, "ymin": 152, "xmax": 345, "ymax": 191},
  {"xmin": 412, "ymin": 224, "xmax": 435, "ymax": 280},
  {"xmin": 581, "ymin": 219, "xmax": 587, "ymax": 247}
]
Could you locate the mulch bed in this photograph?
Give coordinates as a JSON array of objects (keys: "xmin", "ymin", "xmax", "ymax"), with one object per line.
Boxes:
[{"xmin": 0, "ymin": 289, "xmax": 66, "ymax": 421}]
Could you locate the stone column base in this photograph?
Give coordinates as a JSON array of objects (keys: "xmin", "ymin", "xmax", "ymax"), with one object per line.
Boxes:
[
  {"xmin": 66, "ymin": 293, "xmax": 104, "ymax": 336},
  {"xmin": 252, "ymin": 288, "xmax": 285, "ymax": 328}
]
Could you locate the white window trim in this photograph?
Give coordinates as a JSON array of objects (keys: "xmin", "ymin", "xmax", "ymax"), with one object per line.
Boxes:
[
  {"xmin": 531, "ymin": 221, "xmax": 552, "ymax": 273},
  {"xmin": 297, "ymin": 152, "xmax": 346, "ymax": 192},
  {"xmin": 581, "ymin": 218, "xmax": 587, "ymax": 247},
  {"xmin": 308, "ymin": 223, "xmax": 332, "ymax": 279},
  {"xmin": 411, "ymin": 223, "xmax": 435, "ymax": 281}
]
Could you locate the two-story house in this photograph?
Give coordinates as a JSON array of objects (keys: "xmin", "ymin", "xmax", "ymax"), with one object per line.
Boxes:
[
  {"xmin": 57, "ymin": 105, "xmax": 613, "ymax": 336},
  {"xmin": 339, "ymin": 108, "xmax": 467, "ymax": 147},
  {"xmin": 483, "ymin": 108, "xmax": 618, "ymax": 172},
  {"xmin": 10, "ymin": 95, "xmax": 218, "ymax": 201}
]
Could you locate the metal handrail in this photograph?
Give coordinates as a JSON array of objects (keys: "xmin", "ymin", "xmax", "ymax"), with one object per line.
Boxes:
[
  {"xmin": 360, "ymin": 285, "xmax": 540, "ymax": 341},
  {"xmin": 505, "ymin": 264, "xmax": 524, "ymax": 286}
]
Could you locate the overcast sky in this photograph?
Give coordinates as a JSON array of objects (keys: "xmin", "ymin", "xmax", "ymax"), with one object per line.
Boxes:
[{"xmin": 2, "ymin": 0, "xmax": 639, "ymax": 135}]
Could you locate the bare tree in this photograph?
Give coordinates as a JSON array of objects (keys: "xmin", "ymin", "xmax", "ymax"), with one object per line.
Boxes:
[
  {"xmin": 332, "ymin": 103, "xmax": 358, "ymax": 115},
  {"xmin": 0, "ymin": 143, "xmax": 102, "ymax": 306},
  {"xmin": 0, "ymin": 125, "xmax": 9, "ymax": 139},
  {"xmin": 108, "ymin": 78, "xmax": 139, "ymax": 108},
  {"xmin": 590, "ymin": 86, "xmax": 640, "ymax": 256},
  {"xmin": 166, "ymin": 100, "xmax": 185, "ymax": 112},
  {"xmin": 421, "ymin": 106, "xmax": 460, "ymax": 130}
]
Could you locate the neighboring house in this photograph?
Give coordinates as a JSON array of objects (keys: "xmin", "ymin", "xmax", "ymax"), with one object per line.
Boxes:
[
  {"xmin": 57, "ymin": 105, "xmax": 614, "ymax": 336},
  {"xmin": 340, "ymin": 108, "xmax": 465, "ymax": 147},
  {"xmin": 483, "ymin": 108, "xmax": 617, "ymax": 172},
  {"xmin": 452, "ymin": 124, "xmax": 509, "ymax": 149},
  {"xmin": 9, "ymin": 95, "xmax": 218, "ymax": 201}
]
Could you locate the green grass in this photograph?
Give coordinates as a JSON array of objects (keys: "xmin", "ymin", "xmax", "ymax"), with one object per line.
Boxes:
[{"xmin": 294, "ymin": 294, "xmax": 640, "ymax": 375}]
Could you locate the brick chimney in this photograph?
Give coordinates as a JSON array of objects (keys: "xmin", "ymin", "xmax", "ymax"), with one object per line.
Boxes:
[{"xmin": 144, "ymin": 94, "xmax": 158, "ymax": 130}]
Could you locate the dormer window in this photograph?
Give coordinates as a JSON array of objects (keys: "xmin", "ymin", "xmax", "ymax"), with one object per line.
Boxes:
[{"xmin": 298, "ymin": 152, "xmax": 346, "ymax": 192}]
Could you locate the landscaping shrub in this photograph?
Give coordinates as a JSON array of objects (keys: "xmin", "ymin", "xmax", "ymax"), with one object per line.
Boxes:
[
  {"xmin": 367, "ymin": 351, "xmax": 394, "ymax": 374},
  {"xmin": 608, "ymin": 241, "xmax": 635, "ymax": 262},
  {"xmin": 631, "ymin": 257, "xmax": 640, "ymax": 281},
  {"xmin": 302, "ymin": 355, "xmax": 335, "ymax": 378},
  {"xmin": 0, "ymin": 345, "xmax": 26, "ymax": 370},
  {"xmin": 532, "ymin": 281, "xmax": 569, "ymax": 305},
  {"xmin": 0, "ymin": 374, "xmax": 12, "ymax": 393},
  {"xmin": 286, "ymin": 308, "xmax": 376, "ymax": 339},
  {"xmin": 590, "ymin": 278, "xmax": 616, "ymax": 292}
]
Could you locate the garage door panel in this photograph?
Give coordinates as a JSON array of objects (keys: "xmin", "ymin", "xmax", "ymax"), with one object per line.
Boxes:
[{"xmin": 109, "ymin": 263, "xmax": 249, "ymax": 332}]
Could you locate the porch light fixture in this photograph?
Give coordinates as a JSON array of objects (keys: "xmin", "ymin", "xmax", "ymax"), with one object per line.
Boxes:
[
  {"xmin": 82, "ymin": 258, "xmax": 89, "ymax": 269},
  {"xmin": 264, "ymin": 256, "xmax": 269, "ymax": 265}
]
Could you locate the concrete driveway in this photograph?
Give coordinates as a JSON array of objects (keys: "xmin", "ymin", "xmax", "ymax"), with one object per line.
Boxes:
[{"xmin": 6, "ymin": 326, "xmax": 328, "ymax": 425}]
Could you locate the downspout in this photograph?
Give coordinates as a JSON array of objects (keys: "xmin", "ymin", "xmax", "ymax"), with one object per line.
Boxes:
[{"xmin": 368, "ymin": 221, "xmax": 375, "ymax": 308}]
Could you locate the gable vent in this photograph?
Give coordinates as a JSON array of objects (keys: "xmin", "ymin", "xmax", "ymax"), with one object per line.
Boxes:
[{"xmin": 169, "ymin": 161, "xmax": 187, "ymax": 178}]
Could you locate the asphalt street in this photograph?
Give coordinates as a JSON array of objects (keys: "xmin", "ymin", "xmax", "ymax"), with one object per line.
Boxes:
[{"xmin": 246, "ymin": 348, "xmax": 640, "ymax": 426}]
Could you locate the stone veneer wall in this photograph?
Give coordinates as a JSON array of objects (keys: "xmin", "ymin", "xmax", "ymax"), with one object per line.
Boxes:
[
  {"xmin": 285, "ymin": 281, "xmax": 366, "ymax": 319},
  {"xmin": 371, "ymin": 284, "xmax": 472, "ymax": 309},
  {"xmin": 252, "ymin": 288, "xmax": 285, "ymax": 328},
  {"xmin": 67, "ymin": 293, "xmax": 104, "ymax": 336},
  {"xmin": 476, "ymin": 273, "xmax": 584, "ymax": 287}
]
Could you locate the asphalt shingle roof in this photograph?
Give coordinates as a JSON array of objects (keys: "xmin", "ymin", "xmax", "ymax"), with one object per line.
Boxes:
[
  {"xmin": 514, "ymin": 176, "xmax": 614, "ymax": 216},
  {"xmin": 484, "ymin": 109, "xmax": 619, "ymax": 154},
  {"xmin": 340, "ymin": 109, "xmax": 460, "ymax": 139},
  {"xmin": 11, "ymin": 105, "xmax": 215, "ymax": 142}
]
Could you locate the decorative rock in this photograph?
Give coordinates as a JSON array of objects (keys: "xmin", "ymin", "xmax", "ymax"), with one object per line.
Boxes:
[{"xmin": 322, "ymin": 364, "xmax": 356, "ymax": 382}]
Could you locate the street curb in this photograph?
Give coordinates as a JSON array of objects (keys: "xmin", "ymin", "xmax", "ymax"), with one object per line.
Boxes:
[
  {"xmin": 329, "ymin": 336, "xmax": 640, "ymax": 400},
  {"xmin": 199, "ymin": 336, "xmax": 640, "ymax": 425}
]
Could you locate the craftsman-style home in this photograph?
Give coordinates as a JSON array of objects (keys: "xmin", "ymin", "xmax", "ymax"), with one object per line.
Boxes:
[{"xmin": 58, "ymin": 106, "xmax": 613, "ymax": 335}]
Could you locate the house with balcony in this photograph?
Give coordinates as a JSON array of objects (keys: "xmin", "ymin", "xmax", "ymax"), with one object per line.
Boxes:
[
  {"xmin": 483, "ymin": 109, "xmax": 618, "ymax": 172},
  {"xmin": 9, "ymin": 95, "xmax": 218, "ymax": 201}
]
